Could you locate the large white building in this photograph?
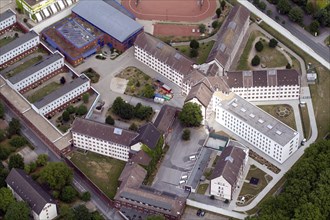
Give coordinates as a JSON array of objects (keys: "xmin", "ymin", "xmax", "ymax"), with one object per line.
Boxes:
[
  {"xmin": 6, "ymin": 52, "xmax": 65, "ymax": 92},
  {"xmin": 213, "ymin": 91, "xmax": 299, "ymax": 164},
  {"xmin": 210, "ymin": 146, "xmax": 248, "ymax": 200},
  {"xmin": 6, "ymin": 168, "xmax": 58, "ymax": 220},
  {"xmin": 0, "ymin": 31, "xmax": 40, "ymax": 66},
  {"xmin": 0, "ymin": 9, "xmax": 16, "ymax": 32},
  {"xmin": 32, "ymin": 75, "xmax": 90, "ymax": 116}
]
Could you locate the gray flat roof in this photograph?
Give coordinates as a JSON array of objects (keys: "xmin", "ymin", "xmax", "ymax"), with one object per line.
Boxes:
[
  {"xmin": 8, "ymin": 53, "xmax": 63, "ymax": 84},
  {"xmin": 72, "ymin": 0, "xmax": 143, "ymax": 42},
  {"xmin": 0, "ymin": 31, "xmax": 38, "ymax": 56},
  {"xmin": 33, "ymin": 75, "xmax": 89, "ymax": 109},
  {"xmin": 216, "ymin": 92, "xmax": 298, "ymax": 146},
  {"xmin": 0, "ymin": 9, "xmax": 15, "ymax": 22}
]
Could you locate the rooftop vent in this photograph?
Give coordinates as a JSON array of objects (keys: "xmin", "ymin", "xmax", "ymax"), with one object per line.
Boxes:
[
  {"xmin": 156, "ymin": 42, "xmax": 164, "ymax": 49},
  {"xmin": 232, "ymin": 102, "xmax": 238, "ymax": 107},
  {"xmin": 249, "ymin": 113, "xmax": 255, "ymax": 118},
  {"xmin": 225, "ymin": 156, "xmax": 234, "ymax": 163},
  {"xmin": 276, "ymin": 130, "xmax": 282, "ymax": 135},
  {"xmin": 258, "ymin": 119, "xmax": 264, "ymax": 124},
  {"xmin": 174, "ymin": 53, "xmax": 181, "ymax": 60},
  {"xmin": 114, "ymin": 128, "xmax": 123, "ymax": 135},
  {"xmin": 240, "ymin": 108, "xmax": 246, "ymax": 112},
  {"xmin": 267, "ymin": 124, "xmax": 273, "ymax": 129}
]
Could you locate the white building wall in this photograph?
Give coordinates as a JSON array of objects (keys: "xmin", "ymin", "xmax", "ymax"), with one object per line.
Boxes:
[
  {"xmin": 134, "ymin": 46, "xmax": 184, "ymax": 87},
  {"xmin": 210, "ymin": 176, "xmax": 232, "ymax": 200},
  {"xmin": 72, "ymin": 132, "xmax": 129, "ymax": 161},
  {"xmin": 37, "ymin": 203, "xmax": 57, "ymax": 220},
  {"xmin": 0, "ymin": 13, "xmax": 16, "ymax": 31},
  {"xmin": 36, "ymin": 80, "xmax": 90, "ymax": 115},
  {"xmin": 0, "ymin": 36, "xmax": 40, "ymax": 65}
]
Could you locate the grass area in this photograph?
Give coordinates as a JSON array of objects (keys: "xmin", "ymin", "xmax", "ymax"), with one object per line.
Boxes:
[
  {"xmin": 290, "ymin": 56, "xmax": 301, "ymax": 72},
  {"xmin": 27, "ymin": 82, "xmax": 62, "ymax": 103},
  {"xmin": 204, "ymin": 167, "xmax": 213, "ymax": 180},
  {"xmin": 70, "ymin": 151, "xmax": 126, "ymax": 199},
  {"xmin": 5, "ymin": 56, "xmax": 43, "ymax": 78},
  {"xmin": 324, "ymin": 35, "xmax": 330, "ymax": 46},
  {"xmin": 0, "ymin": 36, "xmax": 16, "ymax": 47},
  {"xmin": 256, "ymin": 39, "xmax": 288, "ymax": 68},
  {"xmin": 83, "ymin": 68, "xmax": 100, "ymax": 83},
  {"xmin": 312, "ymin": 0, "xmax": 329, "ymax": 9},
  {"xmin": 299, "ymin": 105, "xmax": 311, "ymax": 139},
  {"xmin": 236, "ymin": 31, "xmax": 262, "ymax": 70},
  {"xmin": 258, "ymin": 104, "xmax": 297, "ymax": 130},
  {"xmin": 258, "ymin": 22, "xmax": 330, "ymax": 140},
  {"xmin": 174, "ymin": 41, "xmax": 215, "ymax": 64},
  {"xmin": 197, "ymin": 183, "xmax": 209, "ymax": 194},
  {"xmin": 238, "ymin": 166, "xmax": 273, "ymax": 205}
]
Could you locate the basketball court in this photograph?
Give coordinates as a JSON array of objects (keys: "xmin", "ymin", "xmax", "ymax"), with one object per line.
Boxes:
[{"xmin": 121, "ymin": 0, "xmax": 216, "ymax": 22}]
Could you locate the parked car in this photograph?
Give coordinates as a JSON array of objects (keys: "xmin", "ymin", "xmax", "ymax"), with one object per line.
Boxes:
[
  {"xmin": 196, "ymin": 209, "xmax": 202, "ymax": 216},
  {"xmin": 200, "ymin": 210, "xmax": 205, "ymax": 216}
]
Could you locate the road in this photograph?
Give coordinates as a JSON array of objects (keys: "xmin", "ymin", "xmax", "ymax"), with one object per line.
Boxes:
[{"xmin": 2, "ymin": 101, "xmax": 122, "ymax": 220}]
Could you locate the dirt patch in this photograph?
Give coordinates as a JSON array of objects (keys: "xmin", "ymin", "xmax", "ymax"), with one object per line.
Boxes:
[{"xmin": 154, "ymin": 24, "xmax": 201, "ymax": 37}]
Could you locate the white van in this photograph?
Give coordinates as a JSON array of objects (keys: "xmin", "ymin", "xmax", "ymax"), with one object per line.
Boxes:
[
  {"xmin": 179, "ymin": 180, "xmax": 186, "ymax": 184},
  {"xmin": 181, "ymin": 175, "xmax": 188, "ymax": 180},
  {"xmin": 189, "ymin": 155, "xmax": 197, "ymax": 161}
]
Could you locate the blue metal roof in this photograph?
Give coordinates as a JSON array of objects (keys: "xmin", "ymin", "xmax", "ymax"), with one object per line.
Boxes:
[{"xmin": 72, "ymin": 0, "xmax": 143, "ymax": 42}]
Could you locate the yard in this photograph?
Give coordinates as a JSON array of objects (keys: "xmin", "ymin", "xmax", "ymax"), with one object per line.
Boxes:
[
  {"xmin": 4, "ymin": 56, "xmax": 43, "ymax": 78},
  {"xmin": 69, "ymin": 151, "xmax": 126, "ymax": 199},
  {"xmin": 238, "ymin": 165, "xmax": 273, "ymax": 206},
  {"xmin": 0, "ymin": 36, "xmax": 16, "ymax": 47},
  {"xmin": 82, "ymin": 68, "xmax": 100, "ymax": 83},
  {"xmin": 255, "ymin": 39, "xmax": 288, "ymax": 68},
  {"xmin": 27, "ymin": 82, "xmax": 62, "ymax": 103},
  {"xmin": 258, "ymin": 104, "xmax": 296, "ymax": 130},
  {"xmin": 197, "ymin": 183, "xmax": 209, "ymax": 194},
  {"xmin": 174, "ymin": 40, "xmax": 215, "ymax": 64}
]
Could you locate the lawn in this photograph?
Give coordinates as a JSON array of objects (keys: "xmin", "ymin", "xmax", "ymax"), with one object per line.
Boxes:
[
  {"xmin": 5, "ymin": 56, "xmax": 43, "ymax": 78},
  {"xmin": 258, "ymin": 105, "xmax": 297, "ymax": 130},
  {"xmin": 70, "ymin": 151, "xmax": 126, "ymax": 199},
  {"xmin": 256, "ymin": 39, "xmax": 288, "ymax": 68},
  {"xmin": 27, "ymin": 82, "xmax": 62, "ymax": 103},
  {"xmin": 238, "ymin": 165, "xmax": 273, "ymax": 205},
  {"xmin": 0, "ymin": 36, "xmax": 16, "ymax": 47},
  {"xmin": 83, "ymin": 68, "xmax": 100, "ymax": 83},
  {"xmin": 299, "ymin": 105, "xmax": 311, "ymax": 139},
  {"xmin": 174, "ymin": 41, "xmax": 215, "ymax": 64},
  {"xmin": 258, "ymin": 22, "xmax": 330, "ymax": 141},
  {"xmin": 197, "ymin": 183, "xmax": 209, "ymax": 194}
]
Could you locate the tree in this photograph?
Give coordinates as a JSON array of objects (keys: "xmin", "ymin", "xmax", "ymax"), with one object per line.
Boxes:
[
  {"xmin": 36, "ymin": 154, "xmax": 48, "ymax": 167},
  {"xmin": 305, "ymin": 2, "xmax": 314, "ymax": 15},
  {"xmin": 23, "ymin": 18, "xmax": 27, "ymax": 23},
  {"xmin": 221, "ymin": 0, "xmax": 226, "ymax": 10},
  {"xmin": 179, "ymin": 102, "xmax": 202, "ymax": 127},
  {"xmin": 105, "ymin": 115, "xmax": 115, "ymax": 125},
  {"xmin": 129, "ymin": 123, "xmax": 138, "ymax": 131},
  {"xmin": 288, "ymin": 6, "xmax": 304, "ymax": 23},
  {"xmin": 83, "ymin": 93, "xmax": 89, "ymax": 104},
  {"xmin": 309, "ymin": 20, "xmax": 320, "ymax": 34},
  {"xmin": 60, "ymin": 76, "xmax": 66, "ymax": 84},
  {"xmin": 91, "ymin": 211, "xmax": 105, "ymax": 220},
  {"xmin": 0, "ymin": 187, "xmax": 14, "ymax": 212},
  {"xmin": 190, "ymin": 48, "xmax": 198, "ymax": 58},
  {"xmin": 258, "ymin": 1, "xmax": 267, "ymax": 11},
  {"xmin": 0, "ymin": 147, "xmax": 10, "ymax": 160},
  {"xmin": 189, "ymin": 39, "xmax": 199, "ymax": 49},
  {"xmin": 7, "ymin": 118, "xmax": 21, "ymax": 137},
  {"xmin": 255, "ymin": 41, "xmax": 264, "ymax": 52},
  {"xmin": 267, "ymin": 9, "xmax": 272, "ymax": 16},
  {"xmin": 134, "ymin": 103, "xmax": 153, "ymax": 120},
  {"xmin": 81, "ymin": 191, "xmax": 91, "ymax": 201},
  {"xmin": 269, "ymin": 38, "xmax": 278, "ymax": 48},
  {"xmin": 8, "ymin": 154, "xmax": 24, "ymax": 170},
  {"xmin": 277, "ymin": 0, "xmax": 291, "ymax": 14},
  {"xmin": 286, "ymin": 63, "xmax": 292, "ymax": 69},
  {"xmin": 62, "ymin": 110, "xmax": 70, "ymax": 122},
  {"xmin": 60, "ymin": 185, "xmax": 77, "ymax": 203},
  {"xmin": 5, "ymin": 201, "xmax": 30, "ymax": 220},
  {"xmin": 9, "ymin": 136, "xmax": 27, "ymax": 148},
  {"xmin": 199, "ymin": 24, "xmax": 206, "ymax": 33},
  {"xmin": 212, "ymin": 20, "xmax": 219, "ymax": 29},
  {"xmin": 182, "ymin": 129, "xmax": 191, "ymax": 141},
  {"xmin": 142, "ymin": 84, "xmax": 155, "ymax": 98},
  {"xmin": 251, "ymin": 55, "xmax": 261, "ymax": 66},
  {"xmin": 216, "ymin": 8, "xmax": 221, "ymax": 18},
  {"xmin": 73, "ymin": 205, "xmax": 91, "ymax": 220},
  {"xmin": 314, "ymin": 8, "xmax": 330, "ymax": 27},
  {"xmin": 0, "ymin": 129, "xmax": 6, "ymax": 142},
  {"xmin": 29, "ymin": 161, "xmax": 37, "ymax": 172},
  {"xmin": 66, "ymin": 105, "xmax": 76, "ymax": 114},
  {"xmin": 0, "ymin": 168, "xmax": 9, "ymax": 188},
  {"xmin": 253, "ymin": 0, "xmax": 260, "ymax": 6},
  {"xmin": 76, "ymin": 105, "xmax": 88, "ymax": 116},
  {"xmin": 0, "ymin": 102, "xmax": 4, "ymax": 119},
  {"xmin": 14, "ymin": 32, "xmax": 19, "ymax": 38},
  {"xmin": 40, "ymin": 162, "xmax": 73, "ymax": 190}
]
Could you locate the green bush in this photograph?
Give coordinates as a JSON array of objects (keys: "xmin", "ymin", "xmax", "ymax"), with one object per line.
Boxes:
[
  {"xmin": 269, "ymin": 38, "xmax": 278, "ymax": 48},
  {"xmin": 0, "ymin": 147, "xmax": 10, "ymax": 160},
  {"xmin": 66, "ymin": 105, "xmax": 76, "ymax": 114},
  {"xmin": 129, "ymin": 123, "xmax": 138, "ymax": 131},
  {"xmin": 182, "ymin": 129, "xmax": 191, "ymax": 141},
  {"xmin": 62, "ymin": 111, "xmax": 70, "ymax": 122},
  {"xmin": 81, "ymin": 191, "xmax": 91, "ymax": 201},
  {"xmin": 36, "ymin": 154, "xmax": 48, "ymax": 167},
  {"xmin": 251, "ymin": 55, "xmax": 261, "ymax": 66},
  {"xmin": 60, "ymin": 185, "xmax": 77, "ymax": 203},
  {"xmin": 76, "ymin": 105, "xmax": 88, "ymax": 116},
  {"xmin": 255, "ymin": 41, "xmax": 264, "ymax": 52},
  {"xmin": 105, "ymin": 116, "xmax": 115, "ymax": 125},
  {"xmin": 9, "ymin": 136, "xmax": 27, "ymax": 148}
]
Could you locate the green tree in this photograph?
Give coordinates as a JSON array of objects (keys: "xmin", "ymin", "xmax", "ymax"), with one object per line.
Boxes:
[
  {"xmin": 76, "ymin": 105, "xmax": 88, "ymax": 116},
  {"xmin": 216, "ymin": 8, "xmax": 221, "ymax": 18},
  {"xmin": 29, "ymin": 161, "xmax": 37, "ymax": 172},
  {"xmin": 0, "ymin": 129, "xmax": 6, "ymax": 142},
  {"xmin": 7, "ymin": 118, "xmax": 21, "ymax": 137},
  {"xmin": 189, "ymin": 39, "xmax": 199, "ymax": 49},
  {"xmin": 5, "ymin": 201, "xmax": 30, "ymax": 220},
  {"xmin": 190, "ymin": 48, "xmax": 198, "ymax": 58},
  {"xmin": 179, "ymin": 102, "xmax": 203, "ymax": 127},
  {"xmin": 286, "ymin": 63, "xmax": 292, "ymax": 69},
  {"xmin": 258, "ymin": 1, "xmax": 267, "ymax": 11},
  {"xmin": 112, "ymin": 97, "xmax": 125, "ymax": 115},
  {"xmin": 105, "ymin": 115, "xmax": 115, "ymax": 125},
  {"xmin": 142, "ymin": 84, "xmax": 155, "ymax": 98},
  {"xmin": 40, "ymin": 162, "xmax": 73, "ymax": 190},
  {"xmin": 0, "ymin": 147, "xmax": 10, "ymax": 160},
  {"xmin": 221, "ymin": 0, "xmax": 226, "ymax": 10},
  {"xmin": 0, "ymin": 187, "xmax": 14, "ymax": 212},
  {"xmin": 253, "ymin": 0, "xmax": 260, "ymax": 5},
  {"xmin": 277, "ymin": 0, "xmax": 291, "ymax": 14},
  {"xmin": 134, "ymin": 103, "xmax": 153, "ymax": 120},
  {"xmin": 255, "ymin": 41, "xmax": 264, "ymax": 52},
  {"xmin": 199, "ymin": 24, "xmax": 206, "ymax": 33},
  {"xmin": 0, "ymin": 168, "xmax": 9, "ymax": 188},
  {"xmin": 309, "ymin": 20, "xmax": 320, "ymax": 34},
  {"xmin": 59, "ymin": 204, "xmax": 75, "ymax": 220},
  {"xmin": 182, "ymin": 129, "xmax": 191, "ymax": 141},
  {"xmin": 82, "ymin": 93, "xmax": 89, "ymax": 104},
  {"xmin": 269, "ymin": 38, "xmax": 278, "ymax": 47},
  {"xmin": 91, "ymin": 211, "xmax": 105, "ymax": 220},
  {"xmin": 24, "ymin": 164, "xmax": 31, "ymax": 174},
  {"xmin": 60, "ymin": 185, "xmax": 77, "ymax": 203},
  {"xmin": 36, "ymin": 154, "xmax": 48, "ymax": 167},
  {"xmin": 305, "ymin": 2, "xmax": 314, "ymax": 15},
  {"xmin": 288, "ymin": 6, "xmax": 304, "ymax": 23},
  {"xmin": 212, "ymin": 20, "xmax": 219, "ymax": 29},
  {"xmin": 81, "ymin": 191, "xmax": 91, "ymax": 201},
  {"xmin": 129, "ymin": 123, "xmax": 138, "ymax": 131},
  {"xmin": 314, "ymin": 8, "xmax": 330, "ymax": 27},
  {"xmin": 66, "ymin": 105, "xmax": 76, "ymax": 114},
  {"xmin": 9, "ymin": 136, "xmax": 27, "ymax": 148},
  {"xmin": 62, "ymin": 111, "xmax": 70, "ymax": 122},
  {"xmin": 8, "ymin": 154, "xmax": 24, "ymax": 170},
  {"xmin": 251, "ymin": 55, "xmax": 261, "ymax": 66},
  {"xmin": 73, "ymin": 205, "xmax": 91, "ymax": 220},
  {"xmin": 0, "ymin": 102, "xmax": 4, "ymax": 119}
]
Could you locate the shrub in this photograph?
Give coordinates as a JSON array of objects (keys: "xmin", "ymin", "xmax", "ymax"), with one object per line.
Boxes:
[
  {"xmin": 81, "ymin": 191, "xmax": 91, "ymax": 201},
  {"xmin": 269, "ymin": 38, "xmax": 278, "ymax": 48},
  {"xmin": 60, "ymin": 186, "xmax": 77, "ymax": 203},
  {"xmin": 251, "ymin": 55, "xmax": 261, "ymax": 66},
  {"xmin": 9, "ymin": 136, "xmax": 27, "ymax": 148},
  {"xmin": 8, "ymin": 154, "xmax": 24, "ymax": 170},
  {"xmin": 66, "ymin": 105, "xmax": 76, "ymax": 114},
  {"xmin": 62, "ymin": 111, "xmax": 70, "ymax": 122},
  {"xmin": 36, "ymin": 154, "xmax": 48, "ymax": 167},
  {"xmin": 190, "ymin": 48, "xmax": 198, "ymax": 58},
  {"xmin": 29, "ymin": 162, "xmax": 37, "ymax": 172},
  {"xmin": 286, "ymin": 63, "xmax": 292, "ymax": 69},
  {"xmin": 0, "ymin": 147, "xmax": 10, "ymax": 160},
  {"xmin": 82, "ymin": 93, "xmax": 89, "ymax": 104},
  {"xmin": 105, "ymin": 115, "xmax": 115, "ymax": 125},
  {"xmin": 60, "ymin": 77, "xmax": 66, "ymax": 84},
  {"xmin": 52, "ymin": 191, "xmax": 60, "ymax": 199},
  {"xmin": 258, "ymin": 1, "xmax": 267, "ymax": 11},
  {"xmin": 255, "ymin": 41, "xmax": 264, "ymax": 52},
  {"xmin": 212, "ymin": 20, "xmax": 219, "ymax": 29},
  {"xmin": 76, "ymin": 105, "xmax": 88, "ymax": 116},
  {"xmin": 190, "ymin": 39, "xmax": 199, "ymax": 49},
  {"xmin": 199, "ymin": 24, "xmax": 206, "ymax": 33},
  {"xmin": 0, "ymin": 129, "xmax": 6, "ymax": 142},
  {"xmin": 216, "ymin": 8, "xmax": 221, "ymax": 18},
  {"xmin": 129, "ymin": 123, "xmax": 138, "ymax": 131},
  {"xmin": 182, "ymin": 129, "xmax": 191, "ymax": 141}
]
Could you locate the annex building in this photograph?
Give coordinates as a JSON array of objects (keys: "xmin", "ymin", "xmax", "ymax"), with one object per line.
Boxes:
[{"xmin": 0, "ymin": 9, "xmax": 16, "ymax": 33}]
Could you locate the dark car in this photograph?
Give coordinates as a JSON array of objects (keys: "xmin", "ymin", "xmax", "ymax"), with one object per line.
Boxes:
[
  {"xmin": 200, "ymin": 210, "xmax": 205, "ymax": 217},
  {"xmin": 196, "ymin": 209, "xmax": 202, "ymax": 216}
]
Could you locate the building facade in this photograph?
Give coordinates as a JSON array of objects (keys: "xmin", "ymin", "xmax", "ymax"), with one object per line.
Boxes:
[
  {"xmin": 0, "ymin": 31, "xmax": 39, "ymax": 67},
  {"xmin": 213, "ymin": 91, "xmax": 300, "ymax": 164},
  {"xmin": 0, "ymin": 9, "xmax": 16, "ymax": 32},
  {"xmin": 6, "ymin": 168, "xmax": 58, "ymax": 220}
]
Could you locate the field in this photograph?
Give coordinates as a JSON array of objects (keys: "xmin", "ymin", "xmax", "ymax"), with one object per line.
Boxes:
[
  {"xmin": 175, "ymin": 41, "xmax": 215, "ymax": 64},
  {"xmin": 70, "ymin": 151, "xmax": 126, "ymax": 199},
  {"xmin": 27, "ymin": 82, "xmax": 62, "ymax": 103}
]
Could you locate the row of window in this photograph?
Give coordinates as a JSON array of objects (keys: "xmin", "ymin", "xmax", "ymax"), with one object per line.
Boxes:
[
  {"xmin": 0, "ymin": 16, "xmax": 16, "ymax": 30},
  {"xmin": 1, "ymin": 38, "xmax": 39, "ymax": 63},
  {"xmin": 233, "ymin": 86, "xmax": 299, "ymax": 92},
  {"xmin": 76, "ymin": 143, "xmax": 128, "ymax": 160}
]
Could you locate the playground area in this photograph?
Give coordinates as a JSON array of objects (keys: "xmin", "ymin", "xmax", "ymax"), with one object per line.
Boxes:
[{"xmin": 121, "ymin": 0, "xmax": 216, "ymax": 22}]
